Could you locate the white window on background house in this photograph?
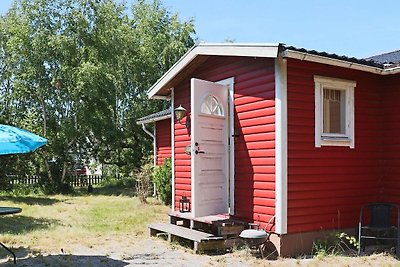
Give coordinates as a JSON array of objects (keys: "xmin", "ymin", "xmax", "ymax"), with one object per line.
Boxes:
[{"xmin": 314, "ymin": 75, "xmax": 356, "ymax": 148}]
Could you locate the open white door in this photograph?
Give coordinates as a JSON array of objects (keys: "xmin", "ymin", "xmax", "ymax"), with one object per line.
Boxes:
[{"xmin": 191, "ymin": 78, "xmax": 229, "ymax": 218}]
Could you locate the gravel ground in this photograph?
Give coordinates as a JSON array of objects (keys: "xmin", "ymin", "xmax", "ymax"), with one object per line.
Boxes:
[
  {"xmin": 0, "ymin": 237, "xmax": 399, "ymax": 266},
  {"xmin": 0, "ymin": 238, "xmax": 216, "ymax": 267}
]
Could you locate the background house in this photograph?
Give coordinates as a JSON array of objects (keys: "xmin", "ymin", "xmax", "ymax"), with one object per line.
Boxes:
[{"xmin": 137, "ymin": 108, "xmax": 172, "ymax": 167}]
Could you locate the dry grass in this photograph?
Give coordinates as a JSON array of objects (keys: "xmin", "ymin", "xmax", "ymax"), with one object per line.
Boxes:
[
  {"xmin": 0, "ymin": 192, "xmax": 399, "ymax": 266},
  {"xmin": 206, "ymin": 250, "xmax": 400, "ymax": 267},
  {"xmin": 0, "ymin": 193, "xmax": 169, "ymax": 253}
]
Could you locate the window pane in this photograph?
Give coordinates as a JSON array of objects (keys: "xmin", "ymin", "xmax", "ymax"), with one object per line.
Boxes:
[
  {"xmin": 200, "ymin": 95, "xmax": 224, "ymax": 116},
  {"xmin": 323, "ymin": 89, "xmax": 345, "ymax": 134}
]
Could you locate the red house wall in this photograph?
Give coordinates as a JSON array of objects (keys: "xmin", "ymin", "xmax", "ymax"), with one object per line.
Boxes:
[
  {"xmin": 155, "ymin": 119, "xmax": 171, "ymax": 166},
  {"xmin": 286, "ymin": 58, "xmax": 382, "ymax": 233},
  {"xmin": 173, "ymin": 56, "xmax": 276, "ymax": 226},
  {"xmin": 381, "ymin": 75, "xmax": 400, "ymax": 203}
]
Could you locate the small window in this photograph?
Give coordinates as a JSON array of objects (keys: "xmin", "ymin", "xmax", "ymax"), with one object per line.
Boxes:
[
  {"xmin": 200, "ymin": 95, "xmax": 224, "ymax": 116},
  {"xmin": 314, "ymin": 76, "xmax": 356, "ymax": 148},
  {"xmin": 323, "ymin": 88, "xmax": 345, "ymax": 134}
]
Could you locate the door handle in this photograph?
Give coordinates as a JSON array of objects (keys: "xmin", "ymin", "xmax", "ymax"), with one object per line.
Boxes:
[{"xmin": 195, "ymin": 150, "xmax": 205, "ymax": 155}]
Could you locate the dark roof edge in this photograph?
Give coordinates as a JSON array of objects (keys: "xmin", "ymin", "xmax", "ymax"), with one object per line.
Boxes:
[
  {"xmin": 136, "ymin": 108, "xmax": 171, "ymax": 124},
  {"xmin": 281, "ymin": 45, "xmax": 384, "ymax": 69}
]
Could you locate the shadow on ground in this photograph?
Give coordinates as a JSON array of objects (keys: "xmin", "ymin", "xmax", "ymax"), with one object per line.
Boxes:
[
  {"xmin": 0, "ymin": 216, "xmax": 59, "ymax": 234},
  {"xmin": 0, "ymin": 196, "xmax": 61, "ymax": 206},
  {"xmin": 0, "ymin": 254, "xmax": 129, "ymax": 267}
]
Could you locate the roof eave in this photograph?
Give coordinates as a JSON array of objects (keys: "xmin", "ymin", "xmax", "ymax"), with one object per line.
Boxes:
[
  {"xmin": 382, "ymin": 66, "xmax": 400, "ymax": 74},
  {"xmin": 136, "ymin": 114, "xmax": 171, "ymax": 125},
  {"xmin": 147, "ymin": 43, "xmax": 281, "ymax": 99},
  {"xmin": 282, "ymin": 49, "xmax": 386, "ymax": 75}
]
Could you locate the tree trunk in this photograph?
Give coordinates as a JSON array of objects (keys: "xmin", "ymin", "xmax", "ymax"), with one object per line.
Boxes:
[
  {"xmin": 61, "ymin": 161, "xmax": 68, "ymax": 183},
  {"xmin": 44, "ymin": 158, "xmax": 53, "ymax": 183},
  {"xmin": 40, "ymin": 97, "xmax": 52, "ymax": 182},
  {"xmin": 41, "ymin": 98, "xmax": 47, "ymax": 137}
]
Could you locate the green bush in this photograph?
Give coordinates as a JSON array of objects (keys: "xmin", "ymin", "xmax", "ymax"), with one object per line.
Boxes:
[
  {"xmin": 153, "ymin": 158, "xmax": 172, "ymax": 205},
  {"xmin": 100, "ymin": 175, "xmax": 136, "ymax": 189},
  {"xmin": 40, "ymin": 180, "xmax": 74, "ymax": 195},
  {"xmin": 0, "ymin": 184, "xmax": 43, "ymax": 196}
]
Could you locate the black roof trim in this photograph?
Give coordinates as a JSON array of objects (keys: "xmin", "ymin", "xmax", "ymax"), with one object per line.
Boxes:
[
  {"xmin": 136, "ymin": 108, "xmax": 171, "ymax": 124},
  {"xmin": 282, "ymin": 45, "xmax": 384, "ymax": 69}
]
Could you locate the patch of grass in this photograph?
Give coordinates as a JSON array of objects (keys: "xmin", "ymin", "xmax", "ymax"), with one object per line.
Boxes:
[
  {"xmin": 0, "ymin": 192, "xmax": 169, "ymax": 253},
  {"xmin": 83, "ymin": 197, "xmax": 167, "ymax": 234},
  {"xmin": 74, "ymin": 177, "xmax": 137, "ymax": 197}
]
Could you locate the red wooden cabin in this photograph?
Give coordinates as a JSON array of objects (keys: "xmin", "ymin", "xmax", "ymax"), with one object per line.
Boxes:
[{"xmin": 145, "ymin": 43, "xmax": 400, "ymax": 255}]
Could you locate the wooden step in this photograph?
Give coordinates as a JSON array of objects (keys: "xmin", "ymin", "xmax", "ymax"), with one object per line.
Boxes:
[
  {"xmin": 149, "ymin": 223, "xmax": 221, "ymax": 242},
  {"xmin": 149, "ymin": 223, "xmax": 232, "ymax": 252},
  {"xmin": 168, "ymin": 212, "xmax": 245, "ymax": 237}
]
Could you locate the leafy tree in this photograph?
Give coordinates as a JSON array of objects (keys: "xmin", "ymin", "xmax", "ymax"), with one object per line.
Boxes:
[{"xmin": 0, "ymin": 0, "xmax": 195, "ymax": 189}]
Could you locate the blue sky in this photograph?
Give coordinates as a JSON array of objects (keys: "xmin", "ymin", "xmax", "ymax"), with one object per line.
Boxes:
[{"xmin": 1, "ymin": 0, "xmax": 399, "ymax": 58}]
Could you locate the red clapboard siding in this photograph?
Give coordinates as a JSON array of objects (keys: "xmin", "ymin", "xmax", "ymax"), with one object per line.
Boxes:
[
  {"xmin": 172, "ymin": 56, "xmax": 276, "ymax": 227},
  {"xmin": 155, "ymin": 119, "xmax": 171, "ymax": 166},
  {"xmin": 286, "ymin": 58, "xmax": 383, "ymax": 234},
  {"xmin": 381, "ymin": 75, "xmax": 400, "ymax": 205},
  {"xmin": 172, "ymin": 83, "xmax": 191, "ymax": 208}
]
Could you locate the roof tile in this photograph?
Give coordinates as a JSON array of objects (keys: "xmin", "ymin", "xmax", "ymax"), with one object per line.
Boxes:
[{"xmin": 365, "ymin": 50, "xmax": 400, "ymax": 67}]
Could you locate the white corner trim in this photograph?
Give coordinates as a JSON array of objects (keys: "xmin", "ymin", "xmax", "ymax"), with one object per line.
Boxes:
[
  {"xmin": 153, "ymin": 126, "xmax": 157, "ymax": 167},
  {"xmin": 275, "ymin": 57, "xmax": 288, "ymax": 234},
  {"xmin": 148, "ymin": 43, "xmax": 280, "ymax": 98},
  {"xmin": 171, "ymin": 88, "xmax": 175, "ymax": 211},
  {"xmin": 152, "ymin": 126, "xmax": 157, "ymax": 196},
  {"xmin": 217, "ymin": 77, "xmax": 235, "ymax": 216}
]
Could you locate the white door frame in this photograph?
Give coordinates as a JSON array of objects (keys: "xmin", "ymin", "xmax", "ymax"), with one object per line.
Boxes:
[
  {"xmin": 171, "ymin": 88, "xmax": 175, "ymax": 211},
  {"xmin": 217, "ymin": 77, "xmax": 235, "ymax": 215}
]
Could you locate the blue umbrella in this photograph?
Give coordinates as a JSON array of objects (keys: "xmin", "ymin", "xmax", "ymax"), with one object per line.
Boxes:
[{"xmin": 0, "ymin": 124, "xmax": 47, "ymax": 155}]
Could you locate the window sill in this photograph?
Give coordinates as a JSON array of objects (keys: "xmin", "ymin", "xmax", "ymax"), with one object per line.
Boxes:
[{"xmin": 319, "ymin": 136, "xmax": 354, "ymax": 148}]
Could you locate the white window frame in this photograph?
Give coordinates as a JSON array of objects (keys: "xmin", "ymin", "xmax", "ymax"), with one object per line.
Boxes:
[{"xmin": 314, "ymin": 75, "xmax": 356, "ymax": 148}]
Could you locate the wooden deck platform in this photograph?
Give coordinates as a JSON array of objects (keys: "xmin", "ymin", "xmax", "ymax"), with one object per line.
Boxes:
[
  {"xmin": 149, "ymin": 223, "xmax": 230, "ymax": 252},
  {"xmin": 149, "ymin": 212, "xmax": 246, "ymax": 253}
]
